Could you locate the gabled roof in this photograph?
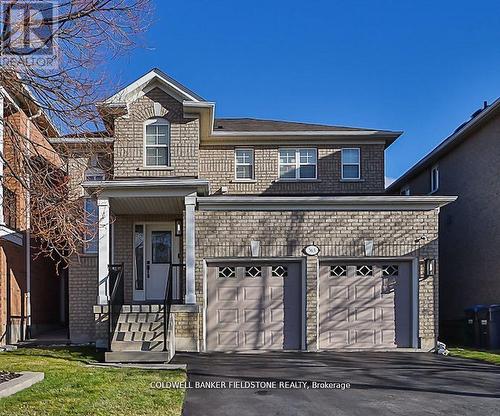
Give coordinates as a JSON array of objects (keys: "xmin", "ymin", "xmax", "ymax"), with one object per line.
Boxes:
[
  {"xmin": 387, "ymin": 98, "xmax": 500, "ymax": 192},
  {"xmin": 213, "ymin": 118, "xmax": 382, "ymax": 132},
  {"xmin": 102, "ymin": 68, "xmax": 205, "ymax": 106}
]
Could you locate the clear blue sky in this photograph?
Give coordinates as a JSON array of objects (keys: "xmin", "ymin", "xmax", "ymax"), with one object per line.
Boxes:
[{"xmin": 108, "ymin": 0, "xmax": 500, "ymax": 183}]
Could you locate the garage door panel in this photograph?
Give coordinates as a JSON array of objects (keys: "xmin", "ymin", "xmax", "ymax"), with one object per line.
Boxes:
[
  {"xmin": 217, "ymin": 287, "xmax": 239, "ymax": 302},
  {"xmin": 217, "ymin": 331, "xmax": 239, "ymax": 348},
  {"xmin": 319, "ymin": 262, "xmax": 412, "ymax": 349},
  {"xmin": 207, "ymin": 261, "xmax": 302, "ymax": 351},
  {"xmin": 217, "ymin": 309, "xmax": 239, "ymax": 324}
]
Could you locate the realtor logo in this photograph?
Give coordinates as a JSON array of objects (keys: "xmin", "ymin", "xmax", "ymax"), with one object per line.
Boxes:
[{"xmin": 0, "ymin": 0, "xmax": 58, "ymax": 68}]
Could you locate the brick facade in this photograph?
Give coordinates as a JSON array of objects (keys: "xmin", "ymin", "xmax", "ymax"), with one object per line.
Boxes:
[
  {"xmin": 195, "ymin": 209, "xmax": 439, "ymax": 350},
  {"xmin": 113, "ymin": 88, "xmax": 199, "ymax": 178},
  {"xmin": 199, "ymin": 144, "xmax": 385, "ymax": 195}
]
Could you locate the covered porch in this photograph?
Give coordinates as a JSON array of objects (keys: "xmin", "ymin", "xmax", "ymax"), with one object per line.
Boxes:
[{"xmin": 83, "ymin": 178, "xmax": 208, "ymax": 359}]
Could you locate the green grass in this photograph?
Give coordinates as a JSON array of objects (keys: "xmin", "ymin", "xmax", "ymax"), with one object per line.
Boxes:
[
  {"xmin": 0, "ymin": 347, "xmax": 186, "ymax": 416},
  {"xmin": 449, "ymin": 347, "xmax": 500, "ymax": 365}
]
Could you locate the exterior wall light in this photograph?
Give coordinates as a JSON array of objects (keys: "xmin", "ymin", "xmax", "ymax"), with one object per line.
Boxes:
[
  {"xmin": 424, "ymin": 258, "xmax": 436, "ymax": 277},
  {"xmin": 175, "ymin": 219, "xmax": 182, "ymax": 236}
]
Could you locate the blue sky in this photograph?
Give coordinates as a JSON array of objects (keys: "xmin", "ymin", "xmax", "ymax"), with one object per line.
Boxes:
[{"xmin": 109, "ymin": 0, "xmax": 500, "ymax": 183}]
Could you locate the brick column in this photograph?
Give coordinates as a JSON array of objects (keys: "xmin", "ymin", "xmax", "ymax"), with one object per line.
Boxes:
[
  {"xmin": 306, "ymin": 255, "xmax": 318, "ymax": 351},
  {"xmin": 97, "ymin": 197, "xmax": 110, "ymax": 305},
  {"xmin": 185, "ymin": 193, "xmax": 196, "ymax": 304}
]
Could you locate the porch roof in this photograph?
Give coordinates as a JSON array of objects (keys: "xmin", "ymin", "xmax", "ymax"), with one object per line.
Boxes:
[{"xmin": 82, "ymin": 178, "xmax": 209, "ymax": 215}]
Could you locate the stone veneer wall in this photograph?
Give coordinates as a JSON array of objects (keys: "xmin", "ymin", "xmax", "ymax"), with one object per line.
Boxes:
[
  {"xmin": 195, "ymin": 209, "xmax": 439, "ymax": 350},
  {"xmin": 199, "ymin": 144, "xmax": 385, "ymax": 195}
]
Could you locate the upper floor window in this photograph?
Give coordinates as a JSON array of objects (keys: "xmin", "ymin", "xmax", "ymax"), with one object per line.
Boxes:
[
  {"xmin": 144, "ymin": 118, "xmax": 170, "ymax": 167},
  {"xmin": 235, "ymin": 148, "xmax": 254, "ymax": 180},
  {"xmin": 341, "ymin": 148, "xmax": 361, "ymax": 180},
  {"xmin": 400, "ymin": 186, "xmax": 410, "ymax": 196},
  {"xmin": 430, "ymin": 165, "xmax": 439, "ymax": 193},
  {"xmin": 279, "ymin": 148, "xmax": 317, "ymax": 180},
  {"xmin": 84, "ymin": 155, "xmax": 105, "ymax": 181}
]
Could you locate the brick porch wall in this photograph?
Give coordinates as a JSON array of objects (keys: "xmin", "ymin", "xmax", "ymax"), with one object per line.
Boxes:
[{"xmin": 195, "ymin": 209, "xmax": 439, "ymax": 350}]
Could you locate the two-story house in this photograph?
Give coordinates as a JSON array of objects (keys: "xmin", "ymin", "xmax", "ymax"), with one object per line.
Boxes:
[
  {"xmin": 59, "ymin": 69, "xmax": 455, "ymax": 362},
  {"xmin": 387, "ymin": 99, "xmax": 500, "ymax": 344},
  {"xmin": 0, "ymin": 82, "xmax": 67, "ymax": 345}
]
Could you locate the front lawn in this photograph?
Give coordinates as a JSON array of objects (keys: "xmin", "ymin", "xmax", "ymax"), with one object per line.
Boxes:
[
  {"xmin": 0, "ymin": 347, "xmax": 185, "ymax": 416},
  {"xmin": 449, "ymin": 347, "xmax": 500, "ymax": 365}
]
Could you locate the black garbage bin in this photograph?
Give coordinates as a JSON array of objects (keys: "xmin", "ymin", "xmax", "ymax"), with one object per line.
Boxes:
[
  {"xmin": 464, "ymin": 305, "xmax": 487, "ymax": 347},
  {"xmin": 478, "ymin": 304, "xmax": 500, "ymax": 350}
]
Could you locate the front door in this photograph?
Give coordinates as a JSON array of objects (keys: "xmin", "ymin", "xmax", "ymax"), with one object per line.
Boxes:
[{"xmin": 146, "ymin": 225, "xmax": 172, "ymax": 301}]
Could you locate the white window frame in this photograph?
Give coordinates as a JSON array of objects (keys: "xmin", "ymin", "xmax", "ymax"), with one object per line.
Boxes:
[
  {"xmin": 84, "ymin": 167, "xmax": 105, "ymax": 182},
  {"xmin": 341, "ymin": 148, "xmax": 361, "ymax": 180},
  {"xmin": 234, "ymin": 148, "xmax": 255, "ymax": 181},
  {"xmin": 430, "ymin": 164, "xmax": 439, "ymax": 193},
  {"xmin": 400, "ymin": 185, "xmax": 410, "ymax": 196},
  {"xmin": 83, "ymin": 197, "xmax": 98, "ymax": 254},
  {"xmin": 278, "ymin": 148, "xmax": 317, "ymax": 180},
  {"xmin": 143, "ymin": 118, "xmax": 171, "ymax": 168}
]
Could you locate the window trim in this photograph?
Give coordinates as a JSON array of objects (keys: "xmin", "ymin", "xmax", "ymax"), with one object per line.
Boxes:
[
  {"xmin": 430, "ymin": 164, "xmax": 439, "ymax": 193},
  {"xmin": 143, "ymin": 118, "xmax": 171, "ymax": 168},
  {"xmin": 83, "ymin": 197, "xmax": 98, "ymax": 255},
  {"xmin": 234, "ymin": 148, "xmax": 255, "ymax": 181},
  {"xmin": 278, "ymin": 147, "xmax": 318, "ymax": 181},
  {"xmin": 341, "ymin": 148, "xmax": 361, "ymax": 180}
]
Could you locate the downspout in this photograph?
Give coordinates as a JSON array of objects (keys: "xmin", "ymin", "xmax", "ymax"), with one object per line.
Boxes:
[
  {"xmin": 25, "ymin": 109, "xmax": 42, "ymax": 340},
  {"xmin": 0, "ymin": 93, "xmax": 4, "ymax": 226}
]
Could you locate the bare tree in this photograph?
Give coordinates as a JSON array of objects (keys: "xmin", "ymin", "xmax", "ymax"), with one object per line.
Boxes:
[{"xmin": 0, "ymin": 0, "xmax": 152, "ymax": 266}]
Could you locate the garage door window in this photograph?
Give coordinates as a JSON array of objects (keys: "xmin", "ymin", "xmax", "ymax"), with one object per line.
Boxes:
[
  {"xmin": 218, "ymin": 266, "xmax": 236, "ymax": 278},
  {"xmin": 382, "ymin": 265, "xmax": 399, "ymax": 276},
  {"xmin": 271, "ymin": 265, "xmax": 288, "ymax": 277},
  {"xmin": 356, "ymin": 265, "xmax": 373, "ymax": 276},
  {"xmin": 245, "ymin": 266, "xmax": 262, "ymax": 277},
  {"xmin": 330, "ymin": 265, "xmax": 347, "ymax": 277}
]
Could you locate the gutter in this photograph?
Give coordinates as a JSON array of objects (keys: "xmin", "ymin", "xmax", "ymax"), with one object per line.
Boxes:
[{"xmin": 197, "ymin": 195, "xmax": 457, "ymax": 211}]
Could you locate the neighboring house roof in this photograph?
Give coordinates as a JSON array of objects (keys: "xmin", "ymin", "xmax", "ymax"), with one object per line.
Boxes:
[{"xmin": 387, "ymin": 98, "xmax": 500, "ymax": 193}]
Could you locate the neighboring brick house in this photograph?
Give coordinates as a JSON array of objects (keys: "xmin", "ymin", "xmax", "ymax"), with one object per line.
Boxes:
[
  {"xmin": 386, "ymin": 99, "xmax": 500, "ymax": 343},
  {"xmin": 0, "ymin": 84, "xmax": 67, "ymax": 345},
  {"xmin": 58, "ymin": 69, "xmax": 455, "ymax": 361}
]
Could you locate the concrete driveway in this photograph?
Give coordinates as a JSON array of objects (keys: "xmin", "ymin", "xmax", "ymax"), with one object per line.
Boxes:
[{"xmin": 173, "ymin": 352, "xmax": 500, "ymax": 416}]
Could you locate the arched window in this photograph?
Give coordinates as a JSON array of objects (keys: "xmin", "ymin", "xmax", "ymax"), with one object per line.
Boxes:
[{"xmin": 144, "ymin": 118, "xmax": 170, "ymax": 167}]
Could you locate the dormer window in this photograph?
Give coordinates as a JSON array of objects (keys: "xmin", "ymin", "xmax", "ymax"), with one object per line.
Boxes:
[{"xmin": 144, "ymin": 118, "xmax": 170, "ymax": 167}]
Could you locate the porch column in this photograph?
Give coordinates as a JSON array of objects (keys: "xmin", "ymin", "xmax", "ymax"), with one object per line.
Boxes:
[
  {"xmin": 97, "ymin": 197, "xmax": 110, "ymax": 305},
  {"xmin": 185, "ymin": 193, "xmax": 197, "ymax": 304}
]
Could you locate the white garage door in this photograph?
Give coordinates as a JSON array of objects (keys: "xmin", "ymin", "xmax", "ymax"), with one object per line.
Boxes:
[
  {"xmin": 319, "ymin": 262, "xmax": 412, "ymax": 349},
  {"xmin": 207, "ymin": 261, "xmax": 302, "ymax": 351}
]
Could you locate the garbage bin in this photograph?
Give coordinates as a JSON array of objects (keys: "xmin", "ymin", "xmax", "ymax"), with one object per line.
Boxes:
[
  {"xmin": 464, "ymin": 305, "xmax": 487, "ymax": 347},
  {"xmin": 478, "ymin": 304, "xmax": 500, "ymax": 350}
]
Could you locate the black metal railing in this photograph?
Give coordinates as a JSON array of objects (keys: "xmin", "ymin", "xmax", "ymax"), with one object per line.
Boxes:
[
  {"xmin": 164, "ymin": 263, "xmax": 185, "ymax": 351},
  {"xmin": 107, "ymin": 263, "xmax": 124, "ymax": 352}
]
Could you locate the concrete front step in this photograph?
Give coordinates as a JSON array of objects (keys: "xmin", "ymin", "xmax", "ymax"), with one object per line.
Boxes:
[
  {"xmin": 117, "ymin": 322, "xmax": 164, "ymax": 332},
  {"xmin": 120, "ymin": 304, "xmax": 164, "ymax": 313},
  {"xmin": 113, "ymin": 331, "xmax": 164, "ymax": 342},
  {"xmin": 110, "ymin": 340, "xmax": 165, "ymax": 352},
  {"xmin": 105, "ymin": 351, "xmax": 171, "ymax": 363},
  {"xmin": 117, "ymin": 313, "xmax": 164, "ymax": 324}
]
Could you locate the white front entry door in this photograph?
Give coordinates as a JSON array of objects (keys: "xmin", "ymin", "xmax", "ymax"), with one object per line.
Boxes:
[{"xmin": 145, "ymin": 224, "xmax": 175, "ymax": 301}]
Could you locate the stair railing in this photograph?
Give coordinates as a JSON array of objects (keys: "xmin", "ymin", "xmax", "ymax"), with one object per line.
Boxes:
[
  {"xmin": 164, "ymin": 263, "xmax": 185, "ymax": 351},
  {"xmin": 107, "ymin": 263, "xmax": 124, "ymax": 352}
]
